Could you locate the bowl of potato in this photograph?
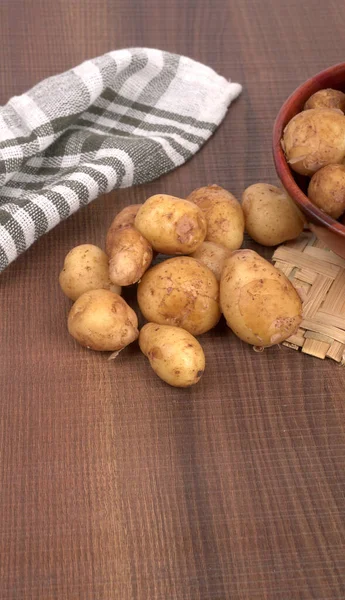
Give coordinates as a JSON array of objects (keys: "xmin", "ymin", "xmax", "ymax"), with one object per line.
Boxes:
[{"xmin": 273, "ymin": 62, "xmax": 345, "ymax": 257}]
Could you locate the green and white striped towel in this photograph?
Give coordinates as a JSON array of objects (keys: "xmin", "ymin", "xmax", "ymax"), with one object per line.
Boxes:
[{"xmin": 0, "ymin": 48, "xmax": 241, "ymax": 272}]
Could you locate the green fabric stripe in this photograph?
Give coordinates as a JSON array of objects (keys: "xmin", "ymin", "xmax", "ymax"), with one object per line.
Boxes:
[
  {"xmin": 53, "ymin": 180, "xmax": 90, "ymax": 207},
  {"xmin": 0, "ymin": 209, "xmax": 27, "ymax": 255},
  {"xmin": 4, "ymin": 164, "xmax": 109, "ymax": 193},
  {"xmin": 44, "ymin": 190, "xmax": 72, "ymax": 220},
  {"xmin": 137, "ymin": 51, "xmax": 180, "ymax": 106},
  {"xmin": 0, "ymin": 114, "xmax": 82, "ymax": 151},
  {"xmin": 70, "ymin": 118, "xmax": 193, "ymax": 159},
  {"xmin": 99, "ymin": 88, "xmax": 216, "ymax": 130},
  {"xmin": 85, "ymin": 106, "xmax": 204, "ymax": 144},
  {"xmin": 0, "ymin": 246, "xmax": 9, "ymax": 271}
]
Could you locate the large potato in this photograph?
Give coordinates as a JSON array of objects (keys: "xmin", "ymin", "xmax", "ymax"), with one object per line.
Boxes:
[
  {"xmin": 220, "ymin": 250, "xmax": 302, "ymax": 347},
  {"xmin": 304, "ymin": 88, "xmax": 345, "ymax": 112},
  {"xmin": 242, "ymin": 183, "xmax": 305, "ymax": 246},
  {"xmin": 190, "ymin": 241, "xmax": 231, "ymax": 281},
  {"xmin": 137, "ymin": 257, "xmax": 221, "ymax": 335},
  {"xmin": 187, "ymin": 184, "xmax": 244, "ymax": 250},
  {"xmin": 68, "ymin": 289, "xmax": 138, "ymax": 351},
  {"xmin": 59, "ymin": 244, "xmax": 121, "ymax": 301},
  {"xmin": 139, "ymin": 323, "xmax": 205, "ymax": 387},
  {"xmin": 134, "ymin": 194, "xmax": 207, "ymax": 254},
  {"xmin": 308, "ymin": 164, "xmax": 345, "ymax": 219},
  {"xmin": 105, "ymin": 204, "xmax": 142, "ymax": 256},
  {"xmin": 107, "ymin": 227, "xmax": 153, "ymax": 286},
  {"xmin": 282, "ymin": 108, "xmax": 345, "ymax": 176}
]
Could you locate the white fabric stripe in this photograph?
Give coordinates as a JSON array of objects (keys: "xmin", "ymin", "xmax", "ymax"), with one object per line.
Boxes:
[
  {"xmin": 82, "ymin": 162, "xmax": 116, "ymax": 192},
  {"xmin": 94, "ymin": 94, "xmax": 213, "ymax": 134},
  {"xmin": 154, "ymin": 55, "xmax": 241, "ymax": 121},
  {"xmin": 0, "ymin": 226, "xmax": 18, "ymax": 263},
  {"xmin": 8, "ymin": 208, "xmax": 36, "ymax": 249},
  {"xmin": 82, "ymin": 111, "xmax": 201, "ymax": 151},
  {"xmin": 0, "ymin": 186, "xmax": 25, "ymax": 199},
  {"xmin": 119, "ymin": 49, "xmax": 164, "ymax": 101},
  {"xmin": 30, "ymin": 194, "xmax": 61, "ymax": 229},
  {"xmin": 73, "ymin": 61, "xmax": 104, "ymax": 104},
  {"xmin": 0, "ymin": 200, "xmax": 27, "ymax": 215},
  {"xmin": 49, "ymin": 184, "xmax": 80, "ymax": 217},
  {"xmin": 107, "ymin": 49, "xmax": 132, "ymax": 75},
  {"xmin": 62, "ymin": 171, "xmax": 101, "ymax": 197},
  {"xmin": 0, "ymin": 114, "xmax": 17, "ymax": 141},
  {"xmin": 9, "ymin": 94, "xmax": 52, "ymax": 132},
  {"xmin": 95, "ymin": 148, "xmax": 134, "ymax": 187},
  {"xmin": 150, "ymin": 136, "xmax": 185, "ymax": 166}
]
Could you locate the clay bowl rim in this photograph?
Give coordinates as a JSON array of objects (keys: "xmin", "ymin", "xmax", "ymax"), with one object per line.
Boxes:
[{"xmin": 272, "ymin": 62, "xmax": 345, "ymax": 239}]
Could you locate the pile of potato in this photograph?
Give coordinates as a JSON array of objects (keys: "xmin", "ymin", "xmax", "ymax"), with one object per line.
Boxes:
[
  {"xmin": 59, "ymin": 185, "xmax": 304, "ymax": 387},
  {"xmin": 282, "ymin": 88, "xmax": 345, "ymax": 220}
]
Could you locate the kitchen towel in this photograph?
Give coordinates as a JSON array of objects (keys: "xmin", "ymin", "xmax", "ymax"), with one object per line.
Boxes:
[{"xmin": 0, "ymin": 48, "xmax": 241, "ymax": 271}]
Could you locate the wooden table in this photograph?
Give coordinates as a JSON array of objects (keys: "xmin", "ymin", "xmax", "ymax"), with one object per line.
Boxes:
[{"xmin": 1, "ymin": 1, "xmax": 344, "ymax": 598}]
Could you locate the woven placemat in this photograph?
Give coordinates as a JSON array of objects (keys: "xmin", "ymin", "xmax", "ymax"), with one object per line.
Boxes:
[{"xmin": 272, "ymin": 232, "xmax": 345, "ymax": 364}]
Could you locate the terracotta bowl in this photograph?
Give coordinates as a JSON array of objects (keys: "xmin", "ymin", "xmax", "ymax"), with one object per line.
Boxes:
[{"xmin": 272, "ymin": 63, "xmax": 345, "ymax": 258}]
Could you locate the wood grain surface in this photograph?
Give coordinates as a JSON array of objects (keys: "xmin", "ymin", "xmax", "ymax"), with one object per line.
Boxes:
[{"xmin": 1, "ymin": 1, "xmax": 345, "ymax": 598}]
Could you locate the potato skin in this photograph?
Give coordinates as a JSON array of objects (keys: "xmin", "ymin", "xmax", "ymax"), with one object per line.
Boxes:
[
  {"xmin": 134, "ymin": 194, "xmax": 207, "ymax": 254},
  {"xmin": 304, "ymin": 88, "xmax": 345, "ymax": 112},
  {"xmin": 68, "ymin": 289, "xmax": 138, "ymax": 351},
  {"xmin": 308, "ymin": 164, "xmax": 345, "ymax": 219},
  {"xmin": 139, "ymin": 323, "xmax": 205, "ymax": 387},
  {"xmin": 137, "ymin": 257, "xmax": 221, "ymax": 335},
  {"xmin": 220, "ymin": 250, "xmax": 302, "ymax": 347},
  {"xmin": 59, "ymin": 244, "xmax": 121, "ymax": 301},
  {"xmin": 282, "ymin": 108, "xmax": 345, "ymax": 176},
  {"xmin": 187, "ymin": 184, "xmax": 244, "ymax": 250},
  {"xmin": 105, "ymin": 204, "xmax": 142, "ymax": 256},
  {"xmin": 108, "ymin": 227, "xmax": 153, "ymax": 286},
  {"xmin": 190, "ymin": 241, "xmax": 231, "ymax": 281},
  {"xmin": 242, "ymin": 183, "xmax": 305, "ymax": 246}
]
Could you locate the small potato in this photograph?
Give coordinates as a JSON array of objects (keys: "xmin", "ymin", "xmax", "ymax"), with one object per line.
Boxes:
[
  {"xmin": 282, "ymin": 108, "xmax": 345, "ymax": 176},
  {"xmin": 134, "ymin": 194, "xmax": 207, "ymax": 254},
  {"xmin": 304, "ymin": 88, "xmax": 345, "ymax": 112},
  {"xmin": 137, "ymin": 257, "xmax": 221, "ymax": 335},
  {"xmin": 139, "ymin": 323, "xmax": 205, "ymax": 387},
  {"xmin": 220, "ymin": 250, "xmax": 302, "ymax": 347},
  {"xmin": 68, "ymin": 289, "xmax": 138, "ymax": 351},
  {"xmin": 59, "ymin": 244, "xmax": 121, "ymax": 301},
  {"xmin": 105, "ymin": 204, "xmax": 142, "ymax": 256},
  {"xmin": 190, "ymin": 241, "xmax": 231, "ymax": 281},
  {"xmin": 108, "ymin": 227, "xmax": 153, "ymax": 286},
  {"xmin": 308, "ymin": 164, "xmax": 345, "ymax": 219},
  {"xmin": 242, "ymin": 183, "xmax": 305, "ymax": 246},
  {"xmin": 187, "ymin": 184, "xmax": 244, "ymax": 250}
]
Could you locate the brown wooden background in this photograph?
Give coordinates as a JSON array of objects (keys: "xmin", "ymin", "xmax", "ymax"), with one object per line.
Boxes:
[{"xmin": 1, "ymin": 1, "xmax": 345, "ymax": 598}]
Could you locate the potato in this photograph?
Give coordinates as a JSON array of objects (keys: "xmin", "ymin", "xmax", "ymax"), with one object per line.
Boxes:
[
  {"xmin": 106, "ymin": 204, "xmax": 153, "ymax": 286},
  {"xmin": 67, "ymin": 289, "xmax": 138, "ymax": 351},
  {"xmin": 139, "ymin": 323, "xmax": 205, "ymax": 387},
  {"xmin": 304, "ymin": 88, "xmax": 345, "ymax": 112},
  {"xmin": 107, "ymin": 227, "xmax": 153, "ymax": 286},
  {"xmin": 105, "ymin": 204, "xmax": 142, "ymax": 256},
  {"xmin": 220, "ymin": 250, "xmax": 302, "ymax": 347},
  {"xmin": 308, "ymin": 164, "xmax": 345, "ymax": 219},
  {"xmin": 137, "ymin": 257, "xmax": 221, "ymax": 335},
  {"xmin": 134, "ymin": 194, "xmax": 207, "ymax": 254},
  {"xmin": 190, "ymin": 241, "xmax": 231, "ymax": 281},
  {"xmin": 282, "ymin": 108, "xmax": 345, "ymax": 176},
  {"xmin": 242, "ymin": 183, "xmax": 305, "ymax": 246},
  {"xmin": 59, "ymin": 244, "xmax": 121, "ymax": 301},
  {"xmin": 187, "ymin": 184, "xmax": 244, "ymax": 250}
]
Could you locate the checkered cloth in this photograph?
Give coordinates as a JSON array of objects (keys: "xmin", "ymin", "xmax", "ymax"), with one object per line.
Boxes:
[{"xmin": 0, "ymin": 48, "xmax": 241, "ymax": 272}]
